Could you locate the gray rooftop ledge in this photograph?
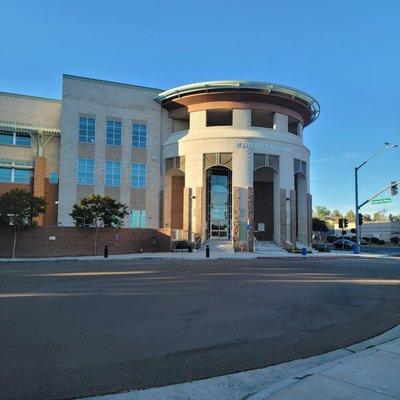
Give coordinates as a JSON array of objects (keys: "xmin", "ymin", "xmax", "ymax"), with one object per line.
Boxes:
[{"xmin": 155, "ymin": 80, "xmax": 320, "ymax": 123}]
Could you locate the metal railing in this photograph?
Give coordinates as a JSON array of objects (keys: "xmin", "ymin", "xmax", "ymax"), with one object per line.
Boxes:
[{"xmin": 253, "ymin": 237, "xmax": 261, "ymax": 252}]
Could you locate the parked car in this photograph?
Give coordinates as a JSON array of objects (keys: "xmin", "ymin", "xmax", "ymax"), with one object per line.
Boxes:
[
  {"xmin": 333, "ymin": 239, "xmax": 355, "ymax": 250},
  {"xmin": 350, "ymin": 236, "xmax": 368, "ymax": 245}
]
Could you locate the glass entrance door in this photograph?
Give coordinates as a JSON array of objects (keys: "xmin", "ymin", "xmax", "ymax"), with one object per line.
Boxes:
[{"xmin": 207, "ymin": 167, "xmax": 232, "ymax": 239}]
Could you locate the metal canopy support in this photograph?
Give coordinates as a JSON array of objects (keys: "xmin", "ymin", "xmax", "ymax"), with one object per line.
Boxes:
[{"xmin": 0, "ymin": 120, "xmax": 60, "ymax": 156}]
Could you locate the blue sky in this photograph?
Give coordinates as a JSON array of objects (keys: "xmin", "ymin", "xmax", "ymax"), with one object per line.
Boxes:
[{"xmin": 1, "ymin": 0, "xmax": 399, "ymax": 215}]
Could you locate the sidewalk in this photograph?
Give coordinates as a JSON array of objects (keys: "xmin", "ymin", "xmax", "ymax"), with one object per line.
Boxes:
[
  {"xmin": 80, "ymin": 324, "xmax": 400, "ymax": 400},
  {"xmin": 0, "ymin": 249, "xmax": 396, "ymax": 263}
]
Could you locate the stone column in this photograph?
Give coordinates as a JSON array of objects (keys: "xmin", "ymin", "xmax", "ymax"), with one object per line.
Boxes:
[
  {"xmin": 232, "ymin": 142, "xmax": 253, "ymax": 251},
  {"xmin": 232, "ymin": 187, "xmax": 240, "ymax": 251},
  {"xmin": 195, "ymin": 186, "xmax": 203, "ymax": 242},
  {"xmin": 290, "ymin": 189, "xmax": 297, "ymax": 244},
  {"xmin": 280, "ymin": 189, "xmax": 287, "ymax": 248},
  {"xmin": 247, "ymin": 187, "xmax": 254, "ymax": 251},
  {"xmin": 183, "ymin": 187, "xmax": 192, "ymax": 241},
  {"xmin": 33, "ymin": 156, "xmax": 46, "ymax": 226},
  {"xmin": 307, "ymin": 193, "xmax": 313, "ymax": 245}
]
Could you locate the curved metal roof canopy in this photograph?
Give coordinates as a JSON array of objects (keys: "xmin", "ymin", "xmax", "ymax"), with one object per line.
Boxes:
[{"xmin": 155, "ymin": 80, "xmax": 320, "ymax": 124}]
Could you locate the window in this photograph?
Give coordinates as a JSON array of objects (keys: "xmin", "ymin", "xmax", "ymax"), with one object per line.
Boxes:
[
  {"xmin": 49, "ymin": 171, "xmax": 59, "ymax": 184},
  {"xmin": 0, "ymin": 131, "xmax": 32, "ymax": 147},
  {"xmin": 78, "ymin": 117, "xmax": 95, "ymax": 143},
  {"xmin": 294, "ymin": 159, "xmax": 307, "ymax": 176},
  {"xmin": 77, "ymin": 158, "xmax": 94, "ymax": 185},
  {"xmin": 15, "ymin": 133, "xmax": 32, "ymax": 146},
  {"xmin": 0, "ymin": 132, "xmax": 14, "ymax": 145},
  {"xmin": 105, "ymin": 161, "xmax": 121, "ymax": 187},
  {"xmin": 206, "ymin": 109, "xmax": 233, "ymax": 126},
  {"xmin": 131, "ymin": 163, "xmax": 146, "ymax": 188},
  {"xmin": 14, "ymin": 169, "xmax": 32, "ymax": 183},
  {"xmin": 130, "ymin": 210, "xmax": 146, "ymax": 228},
  {"xmin": 106, "ymin": 120, "xmax": 122, "ymax": 146},
  {"xmin": 251, "ymin": 110, "xmax": 274, "ymax": 128},
  {"xmin": 0, "ymin": 167, "xmax": 12, "ymax": 182},
  {"xmin": 132, "ymin": 123, "xmax": 147, "ymax": 148},
  {"xmin": 288, "ymin": 117, "xmax": 300, "ymax": 135},
  {"xmin": 0, "ymin": 167, "xmax": 32, "ymax": 183}
]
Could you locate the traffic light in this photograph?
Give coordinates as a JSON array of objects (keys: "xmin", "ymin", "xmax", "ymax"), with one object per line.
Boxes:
[
  {"xmin": 344, "ymin": 218, "xmax": 349, "ymax": 228},
  {"xmin": 358, "ymin": 213, "xmax": 363, "ymax": 226},
  {"xmin": 391, "ymin": 181, "xmax": 398, "ymax": 196},
  {"xmin": 338, "ymin": 218, "xmax": 343, "ymax": 229}
]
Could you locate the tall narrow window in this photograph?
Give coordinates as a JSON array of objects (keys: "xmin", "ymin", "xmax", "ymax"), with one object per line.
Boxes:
[
  {"xmin": 131, "ymin": 163, "xmax": 147, "ymax": 188},
  {"xmin": 105, "ymin": 161, "xmax": 121, "ymax": 187},
  {"xmin": 106, "ymin": 120, "xmax": 122, "ymax": 146},
  {"xmin": 77, "ymin": 158, "xmax": 95, "ymax": 185},
  {"xmin": 78, "ymin": 117, "xmax": 96, "ymax": 143},
  {"xmin": 132, "ymin": 123, "xmax": 147, "ymax": 148},
  {"xmin": 288, "ymin": 117, "xmax": 300, "ymax": 135}
]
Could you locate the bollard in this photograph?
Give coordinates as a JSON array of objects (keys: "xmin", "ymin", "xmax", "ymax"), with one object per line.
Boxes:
[
  {"xmin": 104, "ymin": 245, "xmax": 109, "ymax": 258},
  {"xmin": 206, "ymin": 244, "xmax": 210, "ymax": 258}
]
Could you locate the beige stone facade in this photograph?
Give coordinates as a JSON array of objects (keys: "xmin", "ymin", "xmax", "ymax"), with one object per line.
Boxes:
[{"xmin": 1, "ymin": 77, "xmax": 319, "ymax": 251}]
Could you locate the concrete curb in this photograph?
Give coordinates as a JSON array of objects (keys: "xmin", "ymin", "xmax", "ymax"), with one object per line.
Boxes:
[
  {"xmin": 79, "ymin": 323, "xmax": 400, "ymax": 400},
  {"xmin": 0, "ymin": 252, "xmax": 396, "ymax": 263}
]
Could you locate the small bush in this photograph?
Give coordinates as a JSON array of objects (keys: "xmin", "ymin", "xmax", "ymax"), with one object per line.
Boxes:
[
  {"xmin": 362, "ymin": 236, "xmax": 370, "ymax": 243},
  {"xmin": 327, "ymin": 235, "xmax": 337, "ymax": 243},
  {"xmin": 378, "ymin": 239, "xmax": 385, "ymax": 245},
  {"xmin": 370, "ymin": 237, "xmax": 379, "ymax": 244},
  {"xmin": 390, "ymin": 236, "xmax": 399, "ymax": 244}
]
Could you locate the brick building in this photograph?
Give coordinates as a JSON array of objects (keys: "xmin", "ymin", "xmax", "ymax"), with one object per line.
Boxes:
[{"xmin": 0, "ymin": 76, "xmax": 319, "ymax": 251}]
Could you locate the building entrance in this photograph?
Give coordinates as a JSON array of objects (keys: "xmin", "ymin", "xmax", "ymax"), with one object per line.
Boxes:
[{"xmin": 207, "ymin": 166, "xmax": 232, "ymax": 239}]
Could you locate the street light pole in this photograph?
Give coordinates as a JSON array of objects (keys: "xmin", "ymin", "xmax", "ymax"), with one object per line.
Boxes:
[{"xmin": 354, "ymin": 143, "xmax": 398, "ymax": 254}]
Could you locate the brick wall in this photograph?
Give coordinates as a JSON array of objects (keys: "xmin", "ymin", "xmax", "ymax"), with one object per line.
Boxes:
[{"xmin": 0, "ymin": 226, "xmax": 172, "ymax": 258}]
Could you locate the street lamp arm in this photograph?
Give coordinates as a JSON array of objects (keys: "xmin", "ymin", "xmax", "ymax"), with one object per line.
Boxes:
[
  {"xmin": 356, "ymin": 146, "xmax": 396, "ymax": 170},
  {"xmin": 358, "ymin": 180, "xmax": 399, "ymax": 209}
]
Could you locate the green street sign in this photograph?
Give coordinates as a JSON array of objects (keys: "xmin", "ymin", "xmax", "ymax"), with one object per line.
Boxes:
[{"xmin": 371, "ymin": 198, "xmax": 392, "ymax": 205}]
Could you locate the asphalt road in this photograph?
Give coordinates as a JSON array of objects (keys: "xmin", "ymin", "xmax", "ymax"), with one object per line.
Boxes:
[
  {"xmin": 1, "ymin": 257, "xmax": 400, "ymax": 400},
  {"xmin": 361, "ymin": 245, "xmax": 400, "ymax": 255}
]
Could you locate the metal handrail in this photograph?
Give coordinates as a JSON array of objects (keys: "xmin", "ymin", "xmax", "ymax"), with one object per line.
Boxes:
[
  {"xmin": 281, "ymin": 237, "xmax": 295, "ymax": 253},
  {"xmin": 253, "ymin": 237, "xmax": 261, "ymax": 252}
]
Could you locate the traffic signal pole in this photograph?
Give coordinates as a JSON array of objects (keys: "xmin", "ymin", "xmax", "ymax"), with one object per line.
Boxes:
[
  {"xmin": 353, "ymin": 143, "xmax": 398, "ymax": 255},
  {"xmin": 354, "ymin": 166, "xmax": 361, "ymax": 254}
]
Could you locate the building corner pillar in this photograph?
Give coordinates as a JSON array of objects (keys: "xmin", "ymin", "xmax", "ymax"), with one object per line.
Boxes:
[
  {"xmin": 33, "ymin": 156, "xmax": 46, "ymax": 226},
  {"xmin": 280, "ymin": 189, "xmax": 287, "ymax": 248}
]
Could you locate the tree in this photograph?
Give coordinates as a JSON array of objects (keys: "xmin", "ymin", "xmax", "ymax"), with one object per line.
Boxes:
[
  {"xmin": 70, "ymin": 194, "xmax": 128, "ymax": 255},
  {"xmin": 363, "ymin": 213, "xmax": 372, "ymax": 222},
  {"xmin": 312, "ymin": 217, "xmax": 329, "ymax": 232},
  {"xmin": 373, "ymin": 211, "xmax": 389, "ymax": 222},
  {"xmin": 0, "ymin": 189, "xmax": 46, "ymax": 258},
  {"xmin": 330, "ymin": 209, "xmax": 343, "ymax": 223},
  {"xmin": 389, "ymin": 214, "xmax": 400, "ymax": 222},
  {"xmin": 344, "ymin": 210, "xmax": 356, "ymax": 222},
  {"xmin": 313, "ymin": 206, "xmax": 331, "ymax": 221}
]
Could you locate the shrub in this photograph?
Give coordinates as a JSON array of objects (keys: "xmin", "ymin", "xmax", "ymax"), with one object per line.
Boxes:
[
  {"xmin": 327, "ymin": 235, "xmax": 337, "ymax": 243},
  {"xmin": 370, "ymin": 237, "xmax": 379, "ymax": 244},
  {"xmin": 378, "ymin": 239, "xmax": 385, "ymax": 245},
  {"xmin": 390, "ymin": 236, "xmax": 399, "ymax": 244},
  {"xmin": 362, "ymin": 236, "xmax": 370, "ymax": 243}
]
